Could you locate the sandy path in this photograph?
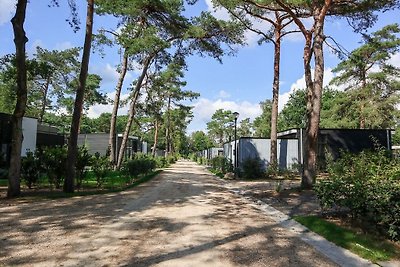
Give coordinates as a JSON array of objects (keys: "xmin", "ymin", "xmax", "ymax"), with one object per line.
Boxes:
[{"xmin": 0, "ymin": 161, "xmax": 337, "ymax": 267}]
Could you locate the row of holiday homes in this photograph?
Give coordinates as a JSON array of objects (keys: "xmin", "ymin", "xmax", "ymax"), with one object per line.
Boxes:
[
  {"xmin": 0, "ymin": 113, "xmax": 157, "ymax": 165},
  {"xmin": 0, "ymin": 113, "xmax": 394, "ymax": 171},
  {"xmin": 199, "ymin": 128, "xmax": 393, "ymax": 171}
]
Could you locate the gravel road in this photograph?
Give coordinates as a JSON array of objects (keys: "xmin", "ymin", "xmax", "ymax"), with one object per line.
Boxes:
[{"xmin": 0, "ymin": 161, "xmax": 338, "ymax": 267}]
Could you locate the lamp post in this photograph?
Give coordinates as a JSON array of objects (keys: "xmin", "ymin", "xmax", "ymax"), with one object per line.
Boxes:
[{"xmin": 233, "ymin": 111, "xmax": 239, "ymax": 175}]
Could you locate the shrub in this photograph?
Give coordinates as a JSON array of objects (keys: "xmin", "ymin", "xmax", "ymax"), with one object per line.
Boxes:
[
  {"xmin": 76, "ymin": 146, "xmax": 92, "ymax": 188},
  {"xmin": 21, "ymin": 151, "xmax": 41, "ymax": 188},
  {"xmin": 124, "ymin": 155, "xmax": 156, "ymax": 178},
  {"xmin": 91, "ymin": 152, "xmax": 111, "ymax": 187},
  {"xmin": 155, "ymin": 156, "xmax": 168, "ymax": 168},
  {"xmin": 190, "ymin": 153, "xmax": 198, "ymax": 162},
  {"xmin": 166, "ymin": 155, "xmax": 177, "ymax": 164},
  {"xmin": 314, "ymin": 149, "xmax": 400, "ymax": 240},
  {"xmin": 197, "ymin": 157, "xmax": 207, "ymax": 165},
  {"xmin": 211, "ymin": 156, "xmax": 232, "ymax": 174},
  {"xmin": 134, "ymin": 152, "xmax": 147, "ymax": 159},
  {"xmin": 241, "ymin": 157, "xmax": 265, "ymax": 179},
  {"xmin": 40, "ymin": 146, "xmax": 67, "ymax": 189},
  {"xmin": 266, "ymin": 163, "xmax": 279, "ymax": 177}
]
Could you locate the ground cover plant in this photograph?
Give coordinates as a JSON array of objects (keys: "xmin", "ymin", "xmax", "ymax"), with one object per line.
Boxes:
[{"xmin": 294, "ymin": 215, "xmax": 400, "ymax": 262}]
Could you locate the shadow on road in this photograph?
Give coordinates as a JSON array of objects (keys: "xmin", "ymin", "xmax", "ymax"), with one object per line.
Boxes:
[{"xmin": 0, "ymin": 161, "xmax": 337, "ymax": 267}]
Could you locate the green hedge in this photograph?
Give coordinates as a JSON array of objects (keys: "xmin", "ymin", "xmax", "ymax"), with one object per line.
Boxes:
[
  {"xmin": 21, "ymin": 146, "xmax": 103, "ymax": 189},
  {"xmin": 124, "ymin": 156, "xmax": 157, "ymax": 177},
  {"xmin": 210, "ymin": 156, "xmax": 232, "ymax": 174},
  {"xmin": 314, "ymin": 149, "xmax": 400, "ymax": 240}
]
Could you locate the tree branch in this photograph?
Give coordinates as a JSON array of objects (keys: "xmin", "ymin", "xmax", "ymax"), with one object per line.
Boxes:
[{"xmin": 324, "ymin": 35, "xmax": 350, "ymax": 58}]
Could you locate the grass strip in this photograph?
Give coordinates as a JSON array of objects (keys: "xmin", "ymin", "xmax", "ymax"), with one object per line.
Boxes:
[
  {"xmin": 11, "ymin": 170, "xmax": 163, "ymax": 200},
  {"xmin": 125, "ymin": 170, "xmax": 162, "ymax": 189},
  {"xmin": 0, "ymin": 179, "xmax": 8, "ymax": 186},
  {"xmin": 50, "ymin": 170, "xmax": 162, "ymax": 199},
  {"xmin": 294, "ymin": 215, "xmax": 400, "ymax": 262}
]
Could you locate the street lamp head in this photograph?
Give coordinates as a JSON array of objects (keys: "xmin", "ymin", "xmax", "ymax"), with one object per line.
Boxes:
[{"xmin": 233, "ymin": 111, "xmax": 239, "ymax": 120}]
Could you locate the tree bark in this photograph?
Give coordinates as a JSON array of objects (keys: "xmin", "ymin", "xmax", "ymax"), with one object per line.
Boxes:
[
  {"xmin": 151, "ymin": 120, "xmax": 159, "ymax": 157},
  {"xmin": 116, "ymin": 56, "xmax": 152, "ymax": 169},
  {"xmin": 302, "ymin": 32, "xmax": 315, "ymax": 188},
  {"xmin": 359, "ymin": 74, "xmax": 367, "ymax": 128},
  {"xmin": 274, "ymin": 0, "xmax": 316, "ymax": 188},
  {"xmin": 8, "ymin": 0, "xmax": 28, "ymax": 198},
  {"xmin": 39, "ymin": 76, "xmax": 51, "ymax": 123},
  {"xmin": 302, "ymin": 2, "xmax": 331, "ymax": 189},
  {"xmin": 64, "ymin": 0, "xmax": 95, "ymax": 193},
  {"xmin": 115, "ymin": 89, "xmax": 140, "ymax": 168},
  {"xmin": 269, "ymin": 17, "xmax": 282, "ymax": 169},
  {"xmin": 165, "ymin": 96, "xmax": 171, "ymax": 157},
  {"xmin": 109, "ymin": 50, "xmax": 128, "ymax": 165}
]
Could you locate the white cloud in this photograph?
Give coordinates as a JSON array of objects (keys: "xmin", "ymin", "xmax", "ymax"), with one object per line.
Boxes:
[
  {"xmin": 205, "ymin": 0, "xmax": 260, "ymax": 47},
  {"xmin": 205, "ymin": 0, "xmax": 230, "ymax": 21},
  {"xmin": 188, "ymin": 98, "xmax": 262, "ymax": 133},
  {"xmin": 217, "ymin": 90, "xmax": 231, "ymax": 99},
  {"xmin": 90, "ymin": 63, "xmax": 133, "ymax": 85},
  {"xmin": 0, "ymin": 0, "xmax": 16, "ymax": 26},
  {"xmin": 97, "ymin": 64, "xmax": 119, "ymax": 83},
  {"xmin": 54, "ymin": 41, "xmax": 74, "ymax": 51},
  {"xmin": 389, "ymin": 52, "xmax": 400, "ymax": 68},
  {"xmin": 28, "ymin": 40, "xmax": 75, "ymax": 57},
  {"xmin": 129, "ymin": 60, "xmax": 144, "ymax": 75},
  {"xmin": 278, "ymin": 68, "xmax": 340, "ymax": 112},
  {"xmin": 50, "ymin": 107, "xmax": 68, "ymax": 117},
  {"xmin": 86, "ymin": 92, "xmax": 130, "ymax": 118}
]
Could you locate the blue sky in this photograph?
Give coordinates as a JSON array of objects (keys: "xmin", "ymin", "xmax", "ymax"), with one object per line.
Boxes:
[{"xmin": 0, "ymin": 0, "xmax": 399, "ymax": 133}]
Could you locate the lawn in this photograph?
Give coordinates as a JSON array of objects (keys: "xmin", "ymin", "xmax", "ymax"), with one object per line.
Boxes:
[
  {"xmin": 294, "ymin": 215, "xmax": 400, "ymax": 262},
  {"xmin": 0, "ymin": 170, "xmax": 162, "ymax": 199},
  {"xmin": 0, "ymin": 179, "xmax": 7, "ymax": 187}
]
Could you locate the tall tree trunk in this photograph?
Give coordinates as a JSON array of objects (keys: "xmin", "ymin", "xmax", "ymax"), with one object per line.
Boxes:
[
  {"xmin": 8, "ymin": 0, "xmax": 28, "ymax": 198},
  {"xmin": 302, "ymin": 3, "xmax": 330, "ymax": 189},
  {"xmin": 39, "ymin": 76, "xmax": 51, "ymax": 123},
  {"xmin": 64, "ymin": 0, "xmax": 95, "ymax": 193},
  {"xmin": 359, "ymin": 74, "xmax": 367, "ymax": 129},
  {"xmin": 115, "ymin": 90, "xmax": 140, "ymax": 168},
  {"xmin": 299, "ymin": 31, "xmax": 314, "ymax": 188},
  {"xmin": 152, "ymin": 120, "xmax": 159, "ymax": 157},
  {"xmin": 109, "ymin": 50, "xmax": 128, "ymax": 165},
  {"xmin": 165, "ymin": 96, "xmax": 171, "ymax": 156},
  {"xmin": 275, "ymin": 0, "xmax": 331, "ymax": 188},
  {"xmin": 359, "ymin": 103, "xmax": 366, "ymax": 129},
  {"xmin": 116, "ymin": 57, "xmax": 152, "ymax": 169},
  {"xmin": 220, "ymin": 132, "xmax": 224, "ymax": 147},
  {"xmin": 269, "ymin": 23, "xmax": 282, "ymax": 169}
]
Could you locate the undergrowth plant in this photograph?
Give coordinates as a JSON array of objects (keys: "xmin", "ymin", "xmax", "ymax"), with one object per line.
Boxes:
[
  {"xmin": 40, "ymin": 146, "xmax": 67, "ymax": 189},
  {"xmin": 92, "ymin": 152, "xmax": 111, "ymax": 187},
  {"xmin": 76, "ymin": 146, "xmax": 92, "ymax": 188},
  {"xmin": 314, "ymin": 148, "xmax": 400, "ymax": 240},
  {"xmin": 241, "ymin": 157, "xmax": 265, "ymax": 179},
  {"xmin": 124, "ymin": 154, "xmax": 156, "ymax": 178},
  {"xmin": 21, "ymin": 151, "xmax": 41, "ymax": 188},
  {"xmin": 210, "ymin": 156, "xmax": 232, "ymax": 174}
]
